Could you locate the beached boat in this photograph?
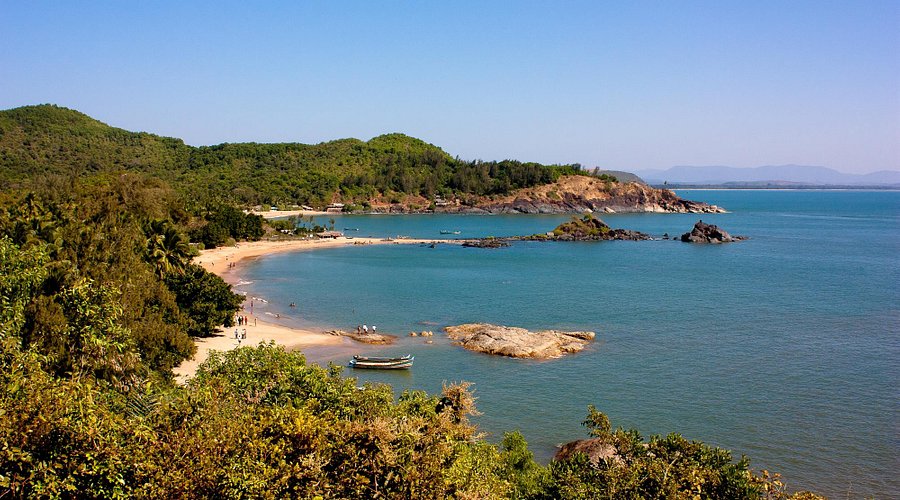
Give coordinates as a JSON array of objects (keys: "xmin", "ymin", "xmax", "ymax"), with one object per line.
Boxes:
[
  {"xmin": 349, "ymin": 354, "xmax": 414, "ymax": 369},
  {"xmin": 440, "ymin": 230, "xmax": 461, "ymax": 235}
]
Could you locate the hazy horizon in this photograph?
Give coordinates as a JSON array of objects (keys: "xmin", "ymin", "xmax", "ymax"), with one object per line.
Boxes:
[{"xmin": 2, "ymin": 1, "xmax": 897, "ymax": 174}]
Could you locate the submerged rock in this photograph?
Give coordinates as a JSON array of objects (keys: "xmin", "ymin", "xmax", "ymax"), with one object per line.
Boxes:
[
  {"xmin": 444, "ymin": 323, "xmax": 595, "ymax": 359},
  {"xmin": 461, "ymin": 238, "xmax": 510, "ymax": 248},
  {"xmin": 679, "ymin": 220, "xmax": 746, "ymax": 243}
]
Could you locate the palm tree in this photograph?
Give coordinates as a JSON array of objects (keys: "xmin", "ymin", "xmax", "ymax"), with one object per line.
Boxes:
[{"xmin": 144, "ymin": 219, "xmax": 192, "ymax": 278}]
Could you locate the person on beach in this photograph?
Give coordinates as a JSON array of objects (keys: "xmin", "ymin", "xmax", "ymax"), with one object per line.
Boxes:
[
  {"xmin": 254, "ymin": 317, "xmax": 257, "ymax": 327},
  {"xmin": 238, "ymin": 316, "xmax": 242, "ymax": 326},
  {"xmin": 356, "ymin": 325, "xmax": 361, "ymax": 334},
  {"xmin": 372, "ymin": 325, "xmax": 377, "ymax": 333},
  {"xmin": 363, "ymin": 324, "xmax": 368, "ymax": 333},
  {"xmin": 242, "ymin": 329, "xmax": 247, "ymax": 340}
]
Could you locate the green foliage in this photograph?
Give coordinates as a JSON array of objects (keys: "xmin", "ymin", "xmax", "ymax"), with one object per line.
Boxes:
[
  {"xmin": 164, "ymin": 264, "xmax": 243, "ymax": 337},
  {"xmin": 0, "ymin": 105, "xmax": 608, "ymax": 209},
  {"xmin": 189, "ymin": 204, "xmax": 263, "ymax": 248},
  {"xmin": 538, "ymin": 407, "xmax": 824, "ymax": 500}
]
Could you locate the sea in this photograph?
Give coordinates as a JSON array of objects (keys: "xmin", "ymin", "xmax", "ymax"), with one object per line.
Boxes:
[{"xmin": 230, "ymin": 190, "xmax": 899, "ymax": 498}]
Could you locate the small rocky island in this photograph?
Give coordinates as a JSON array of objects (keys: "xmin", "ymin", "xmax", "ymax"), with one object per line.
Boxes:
[
  {"xmin": 522, "ymin": 213, "xmax": 651, "ymax": 241},
  {"xmin": 680, "ymin": 220, "xmax": 746, "ymax": 243},
  {"xmin": 444, "ymin": 323, "xmax": 595, "ymax": 359}
]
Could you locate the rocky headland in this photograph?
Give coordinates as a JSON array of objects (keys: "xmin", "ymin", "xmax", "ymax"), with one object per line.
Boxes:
[
  {"xmin": 444, "ymin": 323, "xmax": 595, "ymax": 359},
  {"xmin": 366, "ymin": 176, "xmax": 726, "ymax": 215},
  {"xmin": 680, "ymin": 220, "xmax": 747, "ymax": 243}
]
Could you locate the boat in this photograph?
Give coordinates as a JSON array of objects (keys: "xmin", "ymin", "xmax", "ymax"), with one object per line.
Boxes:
[
  {"xmin": 439, "ymin": 230, "xmax": 461, "ymax": 235},
  {"xmin": 349, "ymin": 354, "xmax": 414, "ymax": 369},
  {"xmin": 344, "ymin": 227, "xmax": 359, "ymax": 231}
]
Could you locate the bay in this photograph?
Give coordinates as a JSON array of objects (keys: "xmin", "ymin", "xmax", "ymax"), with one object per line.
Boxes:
[{"xmin": 235, "ymin": 190, "xmax": 899, "ymax": 498}]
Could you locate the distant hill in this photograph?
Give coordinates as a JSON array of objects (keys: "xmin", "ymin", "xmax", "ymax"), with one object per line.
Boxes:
[
  {"xmin": 0, "ymin": 104, "xmax": 588, "ymax": 208},
  {"xmin": 635, "ymin": 165, "xmax": 900, "ymax": 187}
]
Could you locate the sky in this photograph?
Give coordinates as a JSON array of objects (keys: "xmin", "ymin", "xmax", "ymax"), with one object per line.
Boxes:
[{"xmin": 2, "ymin": 1, "xmax": 898, "ymax": 173}]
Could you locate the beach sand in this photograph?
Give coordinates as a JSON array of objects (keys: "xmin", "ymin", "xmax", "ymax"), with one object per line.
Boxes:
[
  {"xmin": 175, "ymin": 236, "xmax": 452, "ymax": 381},
  {"xmin": 171, "ymin": 317, "xmax": 348, "ymax": 384}
]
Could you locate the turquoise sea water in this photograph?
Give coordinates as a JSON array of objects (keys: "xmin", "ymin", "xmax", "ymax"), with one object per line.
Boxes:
[{"xmin": 232, "ymin": 191, "xmax": 899, "ymax": 498}]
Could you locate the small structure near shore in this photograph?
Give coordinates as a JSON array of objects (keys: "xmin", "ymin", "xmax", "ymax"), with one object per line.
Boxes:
[{"xmin": 444, "ymin": 323, "xmax": 595, "ymax": 359}]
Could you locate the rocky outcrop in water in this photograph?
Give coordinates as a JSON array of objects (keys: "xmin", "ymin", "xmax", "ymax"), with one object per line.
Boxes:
[
  {"xmin": 522, "ymin": 214, "xmax": 651, "ymax": 241},
  {"xmin": 461, "ymin": 238, "xmax": 510, "ymax": 248},
  {"xmin": 679, "ymin": 220, "xmax": 746, "ymax": 243},
  {"xmin": 326, "ymin": 329, "xmax": 396, "ymax": 344},
  {"xmin": 444, "ymin": 323, "xmax": 595, "ymax": 359}
]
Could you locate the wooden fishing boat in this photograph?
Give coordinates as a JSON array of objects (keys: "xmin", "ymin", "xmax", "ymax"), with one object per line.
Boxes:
[{"xmin": 349, "ymin": 354, "xmax": 414, "ymax": 369}]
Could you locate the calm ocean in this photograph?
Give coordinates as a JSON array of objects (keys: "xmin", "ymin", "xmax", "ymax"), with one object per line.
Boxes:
[{"xmin": 232, "ymin": 190, "xmax": 899, "ymax": 498}]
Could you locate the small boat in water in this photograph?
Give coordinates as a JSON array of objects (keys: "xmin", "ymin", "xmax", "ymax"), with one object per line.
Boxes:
[
  {"xmin": 344, "ymin": 227, "xmax": 359, "ymax": 231},
  {"xmin": 439, "ymin": 230, "xmax": 461, "ymax": 235},
  {"xmin": 349, "ymin": 354, "xmax": 414, "ymax": 369}
]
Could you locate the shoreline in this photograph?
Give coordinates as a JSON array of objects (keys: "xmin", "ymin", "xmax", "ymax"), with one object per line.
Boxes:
[{"xmin": 175, "ymin": 236, "xmax": 453, "ymax": 381}]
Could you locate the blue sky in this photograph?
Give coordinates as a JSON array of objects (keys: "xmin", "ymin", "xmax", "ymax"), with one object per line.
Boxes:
[{"xmin": 2, "ymin": 1, "xmax": 897, "ymax": 173}]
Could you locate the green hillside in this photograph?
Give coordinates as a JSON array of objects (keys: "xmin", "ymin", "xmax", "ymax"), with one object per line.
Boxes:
[{"xmin": 0, "ymin": 104, "xmax": 588, "ymax": 208}]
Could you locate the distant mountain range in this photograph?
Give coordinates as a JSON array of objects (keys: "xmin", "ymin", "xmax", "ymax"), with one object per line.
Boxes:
[{"xmin": 634, "ymin": 165, "xmax": 900, "ymax": 187}]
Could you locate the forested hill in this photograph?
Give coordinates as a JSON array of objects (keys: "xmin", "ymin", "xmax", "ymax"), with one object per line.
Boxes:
[{"xmin": 0, "ymin": 104, "xmax": 594, "ymax": 208}]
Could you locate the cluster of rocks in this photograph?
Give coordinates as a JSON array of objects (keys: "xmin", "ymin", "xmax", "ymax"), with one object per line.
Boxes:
[
  {"xmin": 521, "ymin": 214, "xmax": 651, "ymax": 242},
  {"xmin": 461, "ymin": 238, "xmax": 510, "ymax": 248},
  {"xmin": 679, "ymin": 220, "xmax": 747, "ymax": 243},
  {"xmin": 326, "ymin": 329, "xmax": 396, "ymax": 345},
  {"xmin": 408, "ymin": 330, "xmax": 434, "ymax": 337},
  {"xmin": 444, "ymin": 323, "xmax": 595, "ymax": 359}
]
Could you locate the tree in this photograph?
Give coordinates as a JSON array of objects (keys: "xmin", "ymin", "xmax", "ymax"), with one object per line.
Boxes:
[
  {"xmin": 164, "ymin": 263, "xmax": 243, "ymax": 337},
  {"xmin": 144, "ymin": 219, "xmax": 192, "ymax": 278}
]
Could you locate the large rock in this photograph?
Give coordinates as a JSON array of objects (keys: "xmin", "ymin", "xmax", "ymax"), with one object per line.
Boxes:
[
  {"xmin": 444, "ymin": 323, "xmax": 595, "ymax": 359},
  {"xmin": 680, "ymin": 220, "xmax": 746, "ymax": 243},
  {"xmin": 554, "ymin": 438, "xmax": 619, "ymax": 466}
]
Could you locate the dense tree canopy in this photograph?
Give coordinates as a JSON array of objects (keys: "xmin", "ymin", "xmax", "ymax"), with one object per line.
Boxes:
[{"xmin": 0, "ymin": 105, "xmax": 600, "ymax": 208}]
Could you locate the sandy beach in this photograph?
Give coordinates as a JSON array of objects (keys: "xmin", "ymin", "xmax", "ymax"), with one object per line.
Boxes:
[
  {"xmin": 175, "ymin": 236, "xmax": 452, "ymax": 381},
  {"xmin": 250, "ymin": 209, "xmax": 327, "ymax": 219},
  {"xmin": 171, "ymin": 317, "xmax": 348, "ymax": 383}
]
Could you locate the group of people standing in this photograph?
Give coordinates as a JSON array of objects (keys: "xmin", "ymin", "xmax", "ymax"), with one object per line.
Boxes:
[
  {"xmin": 237, "ymin": 314, "xmax": 255, "ymax": 327},
  {"xmin": 356, "ymin": 324, "xmax": 376, "ymax": 335}
]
